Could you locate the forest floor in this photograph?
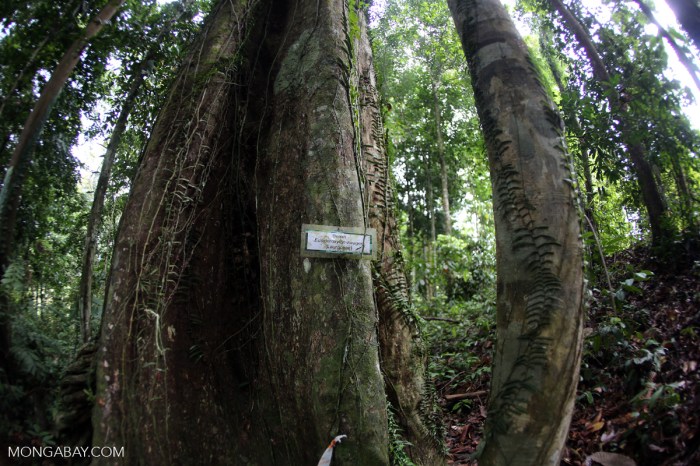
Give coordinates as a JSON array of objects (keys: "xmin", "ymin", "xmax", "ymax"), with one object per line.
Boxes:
[{"xmin": 434, "ymin": 243, "xmax": 700, "ymax": 466}]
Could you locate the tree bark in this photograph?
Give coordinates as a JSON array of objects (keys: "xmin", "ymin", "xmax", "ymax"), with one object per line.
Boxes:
[
  {"xmin": 78, "ymin": 68, "xmax": 143, "ymax": 344},
  {"xmin": 250, "ymin": 0, "xmax": 388, "ymax": 461},
  {"xmin": 0, "ymin": 0, "xmax": 124, "ymax": 405},
  {"xmin": 92, "ymin": 0, "xmax": 435, "ymax": 464},
  {"xmin": 0, "ymin": 0, "xmax": 125, "ymax": 272},
  {"xmin": 547, "ymin": 0, "xmax": 670, "ymax": 247},
  {"xmin": 92, "ymin": 1, "xmax": 262, "ymax": 462},
  {"xmin": 633, "ymin": 0, "xmax": 700, "ymax": 92},
  {"xmin": 78, "ymin": 1, "xmax": 194, "ymax": 343},
  {"xmin": 356, "ymin": 11, "xmax": 442, "ymax": 463},
  {"xmin": 431, "ymin": 78, "xmax": 452, "ymax": 236},
  {"xmin": 664, "ymin": 0, "xmax": 700, "ymax": 52},
  {"xmin": 448, "ymin": 0, "xmax": 585, "ymax": 465}
]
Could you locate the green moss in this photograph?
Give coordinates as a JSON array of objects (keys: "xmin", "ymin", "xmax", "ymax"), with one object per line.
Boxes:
[{"xmin": 273, "ymin": 29, "xmax": 321, "ymax": 95}]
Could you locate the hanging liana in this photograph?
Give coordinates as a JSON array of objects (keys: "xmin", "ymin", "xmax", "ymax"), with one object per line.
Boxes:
[{"xmin": 316, "ymin": 435, "xmax": 347, "ymax": 466}]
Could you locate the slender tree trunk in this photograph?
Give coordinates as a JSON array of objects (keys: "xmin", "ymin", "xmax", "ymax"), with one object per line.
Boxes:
[
  {"xmin": 539, "ymin": 35, "xmax": 598, "ymax": 233},
  {"xmin": 93, "ymin": 0, "xmax": 435, "ymax": 463},
  {"xmin": 78, "ymin": 70, "xmax": 143, "ymax": 344},
  {"xmin": 548, "ymin": 0, "xmax": 670, "ymax": 247},
  {"xmin": 431, "ymin": 78, "xmax": 452, "ymax": 235},
  {"xmin": 0, "ymin": 0, "xmax": 125, "ymax": 271},
  {"xmin": 633, "ymin": 0, "xmax": 700, "ymax": 92},
  {"xmin": 0, "ymin": 0, "xmax": 84, "ymax": 133},
  {"xmin": 0, "ymin": 0, "xmax": 124, "ymax": 401},
  {"xmin": 425, "ymin": 156, "xmax": 438, "ymax": 242},
  {"xmin": 424, "ymin": 155, "xmax": 437, "ymax": 301},
  {"xmin": 665, "ymin": 0, "xmax": 700, "ymax": 51},
  {"xmin": 448, "ymin": 1, "xmax": 585, "ymax": 465},
  {"xmin": 580, "ymin": 146, "xmax": 598, "ymax": 232}
]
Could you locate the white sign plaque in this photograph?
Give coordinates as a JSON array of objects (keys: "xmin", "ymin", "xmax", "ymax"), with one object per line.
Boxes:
[{"xmin": 301, "ymin": 224, "xmax": 376, "ymax": 259}]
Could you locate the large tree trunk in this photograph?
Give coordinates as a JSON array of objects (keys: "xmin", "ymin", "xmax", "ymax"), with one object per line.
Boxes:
[
  {"xmin": 547, "ymin": 0, "xmax": 671, "ymax": 247},
  {"xmin": 92, "ymin": 1, "xmax": 437, "ymax": 464},
  {"xmin": 92, "ymin": 1, "xmax": 251, "ymax": 461},
  {"xmin": 249, "ymin": 0, "xmax": 388, "ymax": 462},
  {"xmin": 78, "ymin": 2, "xmax": 194, "ymax": 343},
  {"xmin": 448, "ymin": 1, "xmax": 585, "ymax": 465}
]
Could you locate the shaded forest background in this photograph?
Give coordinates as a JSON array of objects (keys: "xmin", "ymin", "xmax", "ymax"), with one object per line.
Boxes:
[{"xmin": 1, "ymin": 0, "xmax": 699, "ymax": 464}]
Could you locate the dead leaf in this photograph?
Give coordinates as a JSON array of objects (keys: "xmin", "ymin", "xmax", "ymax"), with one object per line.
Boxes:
[
  {"xmin": 587, "ymin": 421, "xmax": 605, "ymax": 432},
  {"xmin": 682, "ymin": 360, "xmax": 697, "ymax": 373},
  {"xmin": 592, "ymin": 409, "xmax": 603, "ymax": 423},
  {"xmin": 586, "ymin": 451, "xmax": 637, "ymax": 466},
  {"xmin": 459, "ymin": 424, "xmax": 470, "ymax": 443}
]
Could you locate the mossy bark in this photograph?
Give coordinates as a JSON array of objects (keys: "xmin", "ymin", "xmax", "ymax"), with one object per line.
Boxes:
[
  {"xmin": 355, "ymin": 10, "xmax": 443, "ymax": 465},
  {"xmin": 248, "ymin": 0, "xmax": 388, "ymax": 463},
  {"xmin": 448, "ymin": 0, "xmax": 585, "ymax": 465}
]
